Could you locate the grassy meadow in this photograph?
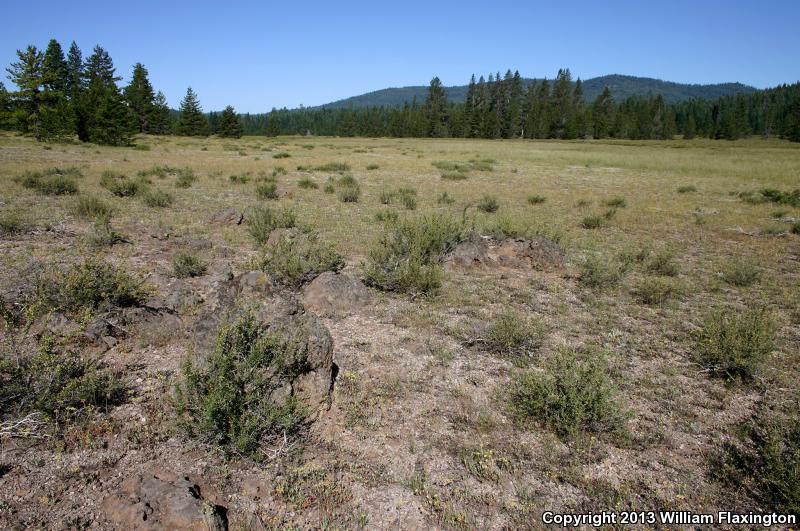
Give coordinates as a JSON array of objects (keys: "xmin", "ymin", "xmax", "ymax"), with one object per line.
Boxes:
[{"xmin": 1, "ymin": 132, "xmax": 799, "ymax": 527}]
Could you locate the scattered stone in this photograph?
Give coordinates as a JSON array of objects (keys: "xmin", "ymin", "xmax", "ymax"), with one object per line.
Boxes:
[
  {"xmin": 206, "ymin": 209, "xmax": 244, "ymax": 225},
  {"xmin": 302, "ymin": 272, "xmax": 370, "ymax": 317},
  {"xmin": 446, "ymin": 236, "xmax": 564, "ymax": 271},
  {"xmin": 101, "ymin": 471, "xmax": 227, "ymax": 530}
]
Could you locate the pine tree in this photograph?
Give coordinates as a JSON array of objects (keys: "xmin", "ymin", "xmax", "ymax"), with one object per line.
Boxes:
[
  {"xmin": 42, "ymin": 39, "xmax": 68, "ymax": 93},
  {"xmin": 148, "ymin": 91, "xmax": 173, "ymax": 134},
  {"xmin": 265, "ymin": 108, "xmax": 281, "ymax": 136},
  {"xmin": 425, "ymin": 77, "xmax": 448, "ymax": 137},
  {"xmin": 218, "ymin": 105, "xmax": 243, "ymax": 138},
  {"xmin": 0, "ymin": 82, "xmax": 12, "ymax": 129},
  {"xmin": 65, "ymin": 42, "xmax": 83, "ymax": 100},
  {"xmin": 683, "ymin": 114, "xmax": 696, "ymax": 139},
  {"xmin": 5, "ymin": 45, "xmax": 43, "ymax": 135},
  {"xmin": 177, "ymin": 87, "xmax": 209, "ymax": 136},
  {"xmin": 463, "ymin": 74, "xmax": 477, "ymax": 138},
  {"xmin": 90, "ymin": 88, "xmax": 133, "ymax": 145},
  {"xmin": 590, "ymin": 87, "xmax": 615, "ymax": 138},
  {"xmin": 75, "ymin": 46, "xmax": 133, "ymax": 144},
  {"xmin": 123, "ymin": 63, "xmax": 155, "ymax": 133},
  {"xmin": 550, "ymin": 69, "xmax": 573, "ymax": 138}
]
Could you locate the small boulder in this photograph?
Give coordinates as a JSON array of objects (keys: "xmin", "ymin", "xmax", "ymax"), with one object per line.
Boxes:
[
  {"xmin": 206, "ymin": 208, "xmax": 244, "ymax": 225},
  {"xmin": 101, "ymin": 471, "xmax": 227, "ymax": 530},
  {"xmin": 302, "ymin": 272, "xmax": 370, "ymax": 317}
]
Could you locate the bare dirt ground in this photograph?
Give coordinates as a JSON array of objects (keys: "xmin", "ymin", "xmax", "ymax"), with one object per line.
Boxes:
[{"xmin": 0, "ymin": 133, "xmax": 798, "ymax": 529}]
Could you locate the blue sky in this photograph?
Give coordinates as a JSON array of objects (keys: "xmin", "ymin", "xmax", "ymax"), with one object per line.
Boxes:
[{"xmin": 2, "ymin": 1, "xmax": 799, "ymax": 112}]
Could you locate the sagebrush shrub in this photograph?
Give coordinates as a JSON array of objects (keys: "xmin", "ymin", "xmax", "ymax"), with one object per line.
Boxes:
[
  {"xmin": 477, "ymin": 195, "xmax": 499, "ymax": 213},
  {"xmin": 297, "ymin": 177, "xmax": 318, "ymax": 189},
  {"xmin": 0, "ymin": 210, "xmax": 26, "ymax": 235},
  {"xmin": 174, "ymin": 312, "xmax": 304, "ymax": 458},
  {"xmin": 100, "ymin": 171, "xmax": 141, "ymax": 197},
  {"xmin": 719, "ymin": 414, "xmax": 800, "ymax": 512},
  {"xmin": 508, "ymin": 348, "xmax": 621, "ymax": 438},
  {"xmin": 631, "ymin": 277, "xmax": 679, "ymax": 305},
  {"xmin": 172, "ymin": 251, "xmax": 207, "ymax": 278},
  {"xmin": 364, "ymin": 214, "xmax": 468, "ymax": 294},
  {"xmin": 696, "ymin": 307, "xmax": 774, "ymax": 382},
  {"xmin": 0, "ymin": 336, "xmax": 125, "ymax": 426},
  {"xmin": 527, "ymin": 195, "xmax": 546, "ymax": 205},
  {"xmin": 247, "ymin": 205, "xmax": 297, "ymax": 244},
  {"xmin": 18, "ymin": 168, "xmax": 80, "ymax": 195},
  {"xmin": 256, "ymin": 182, "xmax": 279, "ymax": 200},
  {"xmin": 645, "ymin": 250, "xmax": 680, "ymax": 276},
  {"xmin": 141, "ymin": 189, "xmax": 173, "ymax": 207},
  {"xmin": 253, "ymin": 233, "xmax": 344, "ymax": 286},
  {"xmin": 35, "ymin": 257, "xmax": 147, "ymax": 314},
  {"xmin": 486, "ymin": 310, "xmax": 545, "ymax": 366},
  {"xmin": 722, "ymin": 259, "xmax": 761, "ymax": 287},
  {"xmin": 73, "ymin": 195, "xmax": 113, "ymax": 219},
  {"xmin": 580, "ymin": 215, "xmax": 604, "ymax": 229},
  {"xmin": 579, "ymin": 255, "xmax": 627, "ymax": 289}
]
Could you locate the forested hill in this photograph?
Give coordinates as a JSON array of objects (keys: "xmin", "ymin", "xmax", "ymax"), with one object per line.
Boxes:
[{"xmin": 318, "ymin": 74, "xmax": 757, "ymax": 108}]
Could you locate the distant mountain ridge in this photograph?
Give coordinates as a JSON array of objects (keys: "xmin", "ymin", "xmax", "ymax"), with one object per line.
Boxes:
[{"xmin": 316, "ymin": 74, "xmax": 757, "ymax": 109}]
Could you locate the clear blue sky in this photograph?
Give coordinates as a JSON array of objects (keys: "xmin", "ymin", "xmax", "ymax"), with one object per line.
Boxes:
[{"xmin": 3, "ymin": 0, "xmax": 799, "ymax": 113}]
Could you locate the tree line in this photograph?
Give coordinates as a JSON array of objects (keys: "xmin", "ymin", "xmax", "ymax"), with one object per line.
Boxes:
[
  {"xmin": 0, "ymin": 39, "xmax": 245, "ymax": 144},
  {"xmin": 2, "ymin": 40, "xmax": 798, "ymax": 143},
  {"xmin": 256, "ymin": 70, "xmax": 800, "ymax": 142}
]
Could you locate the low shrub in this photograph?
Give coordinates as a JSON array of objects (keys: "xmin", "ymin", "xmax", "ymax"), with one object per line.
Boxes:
[
  {"xmin": 580, "ymin": 214, "xmax": 604, "ymax": 229},
  {"xmin": 273, "ymin": 151, "xmax": 291, "ymax": 159},
  {"xmin": 100, "ymin": 171, "xmax": 141, "ymax": 197},
  {"xmin": 374, "ymin": 209, "xmax": 399, "ymax": 223},
  {"xmin": 313, "ymin": 162, "xmax": 349, "ymax": 172},
  {"xmin": 0, "ymin": 210, "xmax": 27, "ymax": 235},
  {"xmin": 253, "ymin": 233, "xmax": 344, "ymax": 286},
  {"xmin": 717, "ymin": 412, "xmax": 800, "ymax": 513},
  {"xmin": 229, "ymin": 173, "xmax": 251, "ymax": 184},
  {"xmin": 256, "ymin": 182, "xmax": 279, "ymax": 200},
  {"xmin": 174, "ymin": 312, "xmax": 305, "ymax": 458},
  {"xmin": 73, "ymin": 195, "xmax": 113, "ymax": 219},
  {"xmin": 527, "ymin": 195, "xmax": 546, "ymax": 205},
  {"xmin": 323, "ymin": 182, "xmax": 335, "ymax": 194},
  {"xmin": 677, "ymin": 185, "xmax": 697, "ymax": 193},
  {"xmin": 35, "ymin": 256, "xmax": 147, "ymax": 314},
  {"xmin": 366, "ymin": 163, "xmax": 379, "ymax": 170},
  {"xmin": 603, "ymin": 197, "xmax": 627, "ymax": 208},
  {"xmin": 631, "ymin": 277, "xmax": 679, "ymax": 305},
  {"xmin": 141, "ymin": 189, "xmax": 173, "ymax": 208},
  {"xmin": 696, "ymin": 307, "xmax": 774, "ymax": 382},
  {"xmin": 337, "ymin": 184, "xmax": 360, "ymax": 203},
  {"xmin": 0, "ymin": 337, "xmax": 125, "ymax": 426},
  {"xmin": 397, "ymin": 187, "xmax": 417, "ymax": 210},
  {"xmin": 437, "ymin": 191, "xmax": 455, "ymax": 205},
  {"xmin": 645, "ymin": 250, "xmax": 680, "ymax": 276},
  {"xmin": 364, "ymin": 214, "xmax": 468, "ymax": 294},
  {"xmin": 722, "ymin": 259, "xmax": 761, "ymax": 287},
  {"xmin": 172, "ymin": 251, "xmax": 207, "ymax": 278},
  {"xmin": 477, "ymin": 195, "xmax": 499, "ymax": 213},
  {"xmin": 441, "ymin": 171, "xmax": 467, "ymax": 181},
  {"xmin": 86, "ymin": 218, "xmax": 126, "ymax": 248},
  {"xmin": 507, "ymin": 348, "xmax": 621, "ymax": 438},
  {"xmin": 579, "ymin": 255, "xmax": 627, "ymax": 289},
  {"xmin": 174, "ymin": 168, "xmax": 196, "ymax": 188},
  {"xmin": 17, "ymin": 168, "xmax": 80, "ymax": 195},
  {"xmin": 297, "ymin": 177, "xmax": 318, "ymax": 189},
  {"xmin": 247, "ymin": 205, "xmax": 297, "ymax": 244},
  {"xmin": 486, "ymin": 310, "xmax": 545, "ymax": 366}
]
